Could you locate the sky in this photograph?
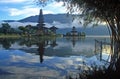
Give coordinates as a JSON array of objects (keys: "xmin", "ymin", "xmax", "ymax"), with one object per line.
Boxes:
[{"xmin": 0, "ymin": 0, "xmax": 66, "ymax": 20}]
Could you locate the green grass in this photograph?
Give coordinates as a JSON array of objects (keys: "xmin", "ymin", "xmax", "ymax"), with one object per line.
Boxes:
[
  {"xmin": 0, "ymin": 34, "xmax": 21, "ymax": 38},
  {"xmin": 0, "ymin": 34, "xmax": 63, "ymax": 39}
]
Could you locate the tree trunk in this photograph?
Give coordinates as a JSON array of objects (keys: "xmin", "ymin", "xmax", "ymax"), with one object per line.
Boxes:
[{"xmin": 108, "ymin": 24, "xmax": 120, "ymax": 70}]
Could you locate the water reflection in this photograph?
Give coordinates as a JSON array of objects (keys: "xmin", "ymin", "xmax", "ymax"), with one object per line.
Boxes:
[
  {"xmin": 0, "ymin": 37, "xmax": 111, "ymax": 79},
  {"xmin": 37, "ymin": 40, "xmax": 45, "ymax": 63},
  {"xmin": 0, "ymin": 37, "xmax": 85, "ymax": 49},
  {"xmin": 0, "ymin": 37, "xmax": 100, "ymax": 63},
  {"xmin": 65, "ymin": 37, "xmax": 85, "ymax": 47},
  {"xmin": 94, "ymin": 39, "xmax": 111, "ymax": 63},
  {"xmin": 0, "ymin": 38, "xmax": 19, "ymax": 49}
]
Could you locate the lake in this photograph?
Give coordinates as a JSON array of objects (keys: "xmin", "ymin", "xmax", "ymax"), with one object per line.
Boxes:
[{"xmin": 0, "ymin": 36, "xmax": 111, "ymax": 79}]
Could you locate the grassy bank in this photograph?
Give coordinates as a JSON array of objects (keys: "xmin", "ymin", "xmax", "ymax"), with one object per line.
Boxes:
[
  {"xmin": 0, "ymin": 34, "xmax": 62, "ymax": 38},
  {"xmin": 0, "ymin": 34, "xmax": 21, "ymax": 38}
]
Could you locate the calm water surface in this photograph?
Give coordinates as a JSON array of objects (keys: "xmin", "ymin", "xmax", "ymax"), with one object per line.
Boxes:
[{"xmin": 0, "ymin": 37, "xmax": 111, "ymax": 79}]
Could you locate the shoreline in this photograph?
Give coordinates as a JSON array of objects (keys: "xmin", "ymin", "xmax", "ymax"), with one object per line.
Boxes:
[
  {"xmin": 86, "ymin": 35, "xmax": 110, "ymax": 38},
  {"xmin": 0, "ymin": 34, "xmax": 111, "ymax": 38}
]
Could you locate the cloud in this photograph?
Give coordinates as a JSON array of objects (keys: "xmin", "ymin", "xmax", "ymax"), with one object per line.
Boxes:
[
  {"xmin": 8, "ymin": 7, "xmax": 40, "ymax": 17},
  {"xmin": 8, "ymin": 7, "xmax": 54, "ymax": 17},
  {"xmin": 50, "ymin": 1, "xmax": 64, "ymax": 7},
  {"xmin": 8, "ymin": 22, "xmax": 37, "ymax": 28},
  {"xmin": 7, "ymin": 4, "xmax": 56, "ymax": 17},
  {"xmin": 6, "ymin": 21, "xmax": 81, "ymax": 29},
  {"xmin": 0, "ymin": 0, "xmax": 68, "ymax": 21},
  {"xmin": 0, "ymin": 49, "xmax": 108, "ymax": 79},
  {"xmin": 43, "ymin": 10, "xmax": 54, "ymax": 14},
  {"xmin": 43, "ymin": 1, "xmax": 67, "ymax": 14},
  {"xmin": 2, "ymin": 0, "xmax": 66, "ymax": 20},
  {"xmin": 0, "ymin": 0, "xmax": 28, "ymax": 3}
]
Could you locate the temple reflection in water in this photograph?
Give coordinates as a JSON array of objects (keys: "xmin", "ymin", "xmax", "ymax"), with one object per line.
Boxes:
[
  {"xmin": 36, "ymin": 38, "xmax": 58, "ymax": 63},
  {"xmin": 32, "ymin": 37, "xmax": 85, "ymax": 63}
]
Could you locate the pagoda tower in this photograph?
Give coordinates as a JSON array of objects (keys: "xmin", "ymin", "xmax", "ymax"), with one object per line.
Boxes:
[
  {"xmin": 71, "ymin": 26, "xmax": 78, "ymax": 36},
  {"xmin": 37, "ymin": 9, "xmax": 47, "ymax": 35},
  {"xmin": 38, "ymin": 9, "xmax": 45, "ymax": 28}
]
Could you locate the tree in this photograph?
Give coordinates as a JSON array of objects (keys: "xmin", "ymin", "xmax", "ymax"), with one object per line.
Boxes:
[
  {"xmin": 65, "ymin": 0, "xmax": 120, "ymax": 70},
  {"xmin": 67, "ymin": 0, "xmax": 120, "ymax": 41},
  {"xmin": 38, "ymin": 0, "xmax": 120, "ymax": 69},
  {"xmin": 9, "ymin": 28, "xmax": 16, "ymax": 34},
  {"xmin": 25, "ymin": 25, "xmax": 32, "ymax": 34},
  {"xmin": 1, "ymin": 23, "xmax": 11, "ymax": 34},
  {"xmin": 18, "ymin": 26, "xmax": 26, "ymax": 34}
]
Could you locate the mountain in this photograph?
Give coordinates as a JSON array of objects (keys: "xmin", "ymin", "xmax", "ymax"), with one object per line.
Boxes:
[
  {"xmin": 18, "ymin": 14, "xmax": 73, "ymax": 23},
  {"xmin": 3, "ymin": 20, "xmax": 16, "ymax": 22},
  {"xmin": 3, "ymin": 14, "xmax": 73, "ymax": 23},
  {"xmin": 2, "ymin": 13, "xmax": 110, "ymax": 35},
  {"xmin": 57, "ymin": 26, "xmax": 110, "ymax": 35}
]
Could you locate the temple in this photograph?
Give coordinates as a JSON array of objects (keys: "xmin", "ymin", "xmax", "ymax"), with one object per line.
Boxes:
[
  {"xmin": 70, "ymin": 26, "xmax": 78, "ymax": 36},
  {"xmin": 64, "ymin": 26, "xmax": 85, "ymax": 37},
  {"xmin": 36, "ymin": 9, "xmax": 58, "ymax": 36},
  {"xmin": 49, "ymin": 26, "xmax": 58, "ymax": 34},
  {"xmin": 36, "ymin": 9, "xmax": 47, "ymax": 35}
]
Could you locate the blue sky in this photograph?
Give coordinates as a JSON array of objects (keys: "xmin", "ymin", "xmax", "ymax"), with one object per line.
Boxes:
[{"xmin": 0, "ymin": 0, "xmax": 66, "ymax": 20}]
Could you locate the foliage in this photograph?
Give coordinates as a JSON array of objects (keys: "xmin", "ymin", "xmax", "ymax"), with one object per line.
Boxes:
[
  {"xmin": 25, "ymin": 25, "xmax": 32, "ymax": 34},
  {"xmin": 38, "ymin": 0, "xmax": 120, "ymax": 40},
  {"xmin": 1, "ymin": 23, "xmax": 11, "ymax": 34},
  {"xmin": 81, "ymin": 59, "xmax": 120, "ymax": 79},
  {"xmin": 0, "ymin": 38, "xmax": 17, "ymax": 49},
  {"xmin": 18, "ymin": 26, "xmax": 27, "ymax": 34},
  {"xmin": 69, "ymin": 0, "xmax": 120, "ymax": 41}
]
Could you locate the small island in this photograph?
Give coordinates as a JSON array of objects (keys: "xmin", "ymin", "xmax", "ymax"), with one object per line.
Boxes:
[{"xmin": 63, "ymin": 26, "xmax": 86, "ymax": 37}]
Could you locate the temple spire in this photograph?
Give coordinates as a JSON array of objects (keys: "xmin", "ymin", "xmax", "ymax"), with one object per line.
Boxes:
[{"xmin": 38, "ymin": 9, "xmax": 45, "ymax": 29}]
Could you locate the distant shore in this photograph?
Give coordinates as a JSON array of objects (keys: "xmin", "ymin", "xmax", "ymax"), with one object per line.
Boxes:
[{"xmin": 86, "ymin": 35, "xmax": 110, "ymax": 38}]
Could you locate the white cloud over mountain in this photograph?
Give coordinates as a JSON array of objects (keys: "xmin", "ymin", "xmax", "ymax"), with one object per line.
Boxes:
[
  {"xmin": 4, "ymin": 1, "xmax": 66, "ymax": 20},
  {"xmin": 4, "ymin": 20, "xmax": 82, "ymax": 28},
  {"xmin": 0, "ymin": 0, "xmax": 67, "ymax": 20}
]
